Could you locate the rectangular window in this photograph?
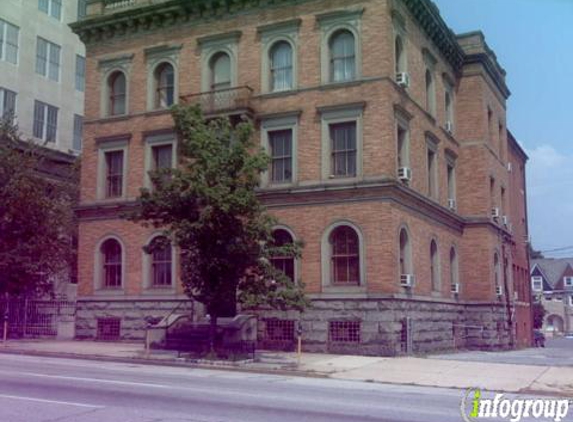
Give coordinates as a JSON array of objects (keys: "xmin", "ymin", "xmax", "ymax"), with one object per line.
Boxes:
[
  {"xmin": 39, "ymin": 0, "xmax": 62, "ymax": 20},
  {"xmin": 397, "ymin": 126, "xmax": 408, "ymax": 169},
  {"xmin": 77, "ymin": 0, "xmax": 88, "ymax": 19},
  {"xmin": 152, "ymin": 144, "xmax": 173, "ymax": 171},
  {"xmin": 330, "ymin": 122, "xmax": 357, "ymax": 177},
  {"xmin": 329, "ymin": 321, "xmax": 361, "ymax": 343},
  {"xmin": 565, "ymin": 277, "xmax": 573, "ymax": 287},
  {"xmin": 73, "ymin": 114, "xmax": 83, "ymax": 151},
  {"xmin": 531, "ymin": 276, "xmax": 543, "ymax": 292},
  {"xmin": 427, "ymin": 147, "xmax": 437, "ymax": 199},
  {"xmin": 75, "ymin": 55, "xmax": 85, "ymax": 92},
  {"xmin": 105, "ymin": 150, "xmax": 124, "ymax": 198},
  {"xmin": 269, "ymin": 129, "xmax": 293, "ymax": 184},
  {"xmin": 33, "ymin": 101, "xmax": 58, "ymax": 142},
  {"xmin": 0, "ymin": 19, "xmax": 19, "ymax": 64},
  {"xmin": 36, "ymin": 37, "xmax": 60, "ymax": 82},
  {"xmin": 447, "ymin": 162, "xmax": 456, "ymax": 202},
  {"xmin": 0, "ymin": 88, "xmax": 17, "ymax": 121}
]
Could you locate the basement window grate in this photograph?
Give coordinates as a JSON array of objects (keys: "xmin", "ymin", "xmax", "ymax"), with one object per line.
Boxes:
[
  {"xmin": 329, "ymin": 320, "xmax": 361, "ymax": 343},
  {"xmin": 97, "ymin": 317, "xmax": 121, "ymax": 341},
  {"xmin": 265, "ymin": 319, "xmax": 295, "ymax": 342}
]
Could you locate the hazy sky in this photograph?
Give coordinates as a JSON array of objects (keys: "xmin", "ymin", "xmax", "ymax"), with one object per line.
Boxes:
[{"xmin": 432, "ymin": 0, "xmax": 573, "ymax": 257}]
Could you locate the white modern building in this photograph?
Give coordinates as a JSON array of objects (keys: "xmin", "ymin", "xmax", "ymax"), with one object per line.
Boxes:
[{"xmin": 0, "ymin": 0, "xmax": 85, "ymax": 153}]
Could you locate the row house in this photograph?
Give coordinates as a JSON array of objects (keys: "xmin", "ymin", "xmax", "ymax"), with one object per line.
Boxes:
[{"xmin": 71, "ymin": 0, "xmax": 532, "ymax": 354}]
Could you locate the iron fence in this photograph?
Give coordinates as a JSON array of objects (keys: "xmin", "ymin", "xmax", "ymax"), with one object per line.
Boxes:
[{"xmin": 0, "ymin": 299, "xmax": 75, "ymax": 338}]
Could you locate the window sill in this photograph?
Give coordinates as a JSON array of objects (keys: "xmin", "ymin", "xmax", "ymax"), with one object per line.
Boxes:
[
  {"xmin": 142, "ymin": 287, "xmax": 177, "ymax": 296},
  {"xmin": 322, "ymin": 285, "xmax": 367, "ymax": 294},
  {"xmin": 144, "ymin": 108, "xmax": 173, "ymax": 117},
  {"xmin": 320, "ymin": 79, "xmax": 363, "ymax": 90},
  {"xmin": 257, "ymin": 89, "xmax": 299, "ymax": 99},
  {"xmin": 97, "ymin": 114, "xmax": 131, "ymax": 123},
  {"xmin": 94, "ymin": 288, "xmax": 125, "ymax": 296}
]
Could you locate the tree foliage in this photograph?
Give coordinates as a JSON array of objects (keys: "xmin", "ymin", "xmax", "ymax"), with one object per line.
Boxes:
[
  {"xmin": 131, "ymin": 105, "xmax": 308, "ymax": 323},
  {"xmin": 0, "ymin": 119, "xmax": 78, "ymax": 297},
  {"xmin": 532, "ymin": 301, "xmax": 546, "ymax": 329}
]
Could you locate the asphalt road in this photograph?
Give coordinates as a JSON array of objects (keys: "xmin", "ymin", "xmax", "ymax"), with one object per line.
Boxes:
[{"xmin": 0, "ymin": 353, "xmax": 543, "ymax": 422}]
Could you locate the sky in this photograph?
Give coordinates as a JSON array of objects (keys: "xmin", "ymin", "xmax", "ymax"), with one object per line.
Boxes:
[{"xmin": 432, "ymin": 0, "xmax": 573, "ymax": 258}]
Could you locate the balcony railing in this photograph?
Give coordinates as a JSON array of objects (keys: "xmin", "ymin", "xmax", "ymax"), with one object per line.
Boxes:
[
  {"xmin": 180, "ymin": 86, "xmax": 254, "ymax": 116},
  {"xmin": 104, "ymin": 0, "xmax": 135, "ymax": 9}
]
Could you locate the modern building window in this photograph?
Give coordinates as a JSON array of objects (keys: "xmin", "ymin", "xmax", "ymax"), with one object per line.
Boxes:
[
  {"xmin": 270, "ymin": 229, "xmax": 295, "ymax": 282},
  {"xmin": 531, "ymin": 276, "xmax": 543, "ymax": 292},
  {"xmin": 329, "ymin": 30, "xmax": 355, "ymax": 83},
  {"xmin": 153, "ymin": 62, "xmax": 175, "ymax": 109},
  {"xmin": 105, "ymin": 150, "xmax": 124, "ymax": 198},
  {"xmin": 149, "ymin": 236, "xmax": 172, "ymax": 287},
  {"xmin": 108, "ymin": 71, "xmax": 126, "ymax": 116},
  {"xmin": 75, "ymin": 55, "xmax": 85, "ymax": 92},
  {"xmin": 268, "ymin": 129, "xmax": 293, "ymax": 184},
  {"xmin": 101, "ymin": 239, "xmax": 122, "ymax": 288},
  {"xmin": 0, "ymin": 88, "xmax": 16, "ymax": 121},
  {"xmin": 36, "ymin": 37, "xmax": 61, "ymax": 82},
  {"xmin": 394, "ymin": 35, "xmax": 405, "ymax": 75},
  {"xmin": 0, "ymin": 19, "xmax": 19, "ymax": 65},
  {"xmin": 450, "ymin": 247, "xmax": 459, "ymax": 292},
  {"xmin": 329, "ymin": 225, "xmax": 360, "ymax": 286},
  {"xmin": 425, "ymin": 69, "xmax": 435, "ymax": 115},
  {"xmin": 73, "ymin": 114, "xmax": 83, "ymax": 151},
  {"xmin": 430, "ymin": 240, "xmax": 440, "ymax": 291},
  {"xmin": 330, "ymin": 122, "xmax": 357, "ymax": 178},
  {"xmin": 33, "ymin": 101, "xmax": 58, "ymax": 143},
  {"xmin": 77, "ymin": 0, "xmax": 88, "ymax": 19},
  {"xmin": 269, "ymin": 41, "xmax": 293, "ymax": 92},
  {"xmin": 427, "ymin": 144, "xmax": 438, "ymax": 199},
  {"xmin": 39, "ymin": 0, "xmax": 62, "ymax": 20},
  {"xmin": 210, "ymin": 52, "xmax": 231, "ymax": 91},
  {"xmin": 399, "ymin": 228, "xmax": 412, "ymax": 277}
]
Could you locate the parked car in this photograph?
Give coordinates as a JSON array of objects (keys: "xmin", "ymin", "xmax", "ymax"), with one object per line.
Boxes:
[{"xmin": 534, "ymin": 330, "xmax": 546, "ymax": 347}]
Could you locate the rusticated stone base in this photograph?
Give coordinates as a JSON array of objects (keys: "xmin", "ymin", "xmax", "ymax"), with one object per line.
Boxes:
[{"xmin": 75, "ymin": 299, "xmax": 196, "ymax": 341}]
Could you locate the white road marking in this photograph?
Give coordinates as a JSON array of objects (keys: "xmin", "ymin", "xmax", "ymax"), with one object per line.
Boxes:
[{"xmin": 0, "ymin": 393, "xmax": 104, "ymax": 408}]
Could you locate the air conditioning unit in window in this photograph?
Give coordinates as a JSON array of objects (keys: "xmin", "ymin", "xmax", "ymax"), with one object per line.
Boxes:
[
  {"xmin": 507, "ymin": 162, "xmax": 513, "ymax": 172},
  {"xmin": 396, "ymin": 72, "xmax": 410, "ymax": 88},
  {"xmin": 502, "ymin": 215, "xmax": 509, "ymax": 226},
  {"xmin": 448, "ymin": 198, "xmax": 457, "ymax": 211},
  {"xmin": 398, "ymin": 167, "xmax": 412, "ymax": 182},
  {"xmin": 400, "ymin": 274, "xmax": 414, "ymax": 288},
  {"xmin": 445, "ymin": 121, "xmax": 453, "ymax": 134},
  {"xmin": 491, "ymin": 207, "xmax": 500, "ymax": 219},
  {"xmin": 496, "ymin": 285, "xmax": 503, "ymax": 296},
  {"xmin": 451, "ymin": 283, "xmax": 460, "ymax": 294}
]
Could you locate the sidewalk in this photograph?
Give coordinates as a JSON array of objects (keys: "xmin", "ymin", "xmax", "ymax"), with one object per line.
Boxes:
[{"xmin": 0, "ymin": 339, "xmax": 571, "ymax": 397}]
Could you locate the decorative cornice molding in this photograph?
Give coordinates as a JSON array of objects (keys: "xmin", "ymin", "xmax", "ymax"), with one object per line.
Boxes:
[{"xmin": 257, "ymin": 18, "xmax": 302, "ymax": 35}]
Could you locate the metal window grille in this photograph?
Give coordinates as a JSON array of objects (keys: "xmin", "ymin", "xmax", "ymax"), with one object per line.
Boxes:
[
  {"xmin": 97, "ymin": 318, "xmax": 121, "ymax": 340},
  {"xmin": 329, "ymin": 320, "xmax": 361, "ymax": 343},
  {"xmin": 266, "ymin": 319, "xmax": 295, "ymax": 342}
]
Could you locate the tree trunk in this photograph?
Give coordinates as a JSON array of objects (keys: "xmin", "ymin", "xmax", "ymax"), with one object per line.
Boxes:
[{"xmin": 209, "ymin": 313, "xmax": 217, "ymax": 355}]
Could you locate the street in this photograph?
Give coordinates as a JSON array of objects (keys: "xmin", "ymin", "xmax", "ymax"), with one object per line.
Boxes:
[{"xmin": 0, "ymin": 353, "xmax": 509, "ymax": 422}]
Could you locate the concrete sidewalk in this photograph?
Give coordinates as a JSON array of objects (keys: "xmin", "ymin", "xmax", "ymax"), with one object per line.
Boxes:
[{"xmin": 0, "ymin": 339, "xmax": 571, "ymax": 397}]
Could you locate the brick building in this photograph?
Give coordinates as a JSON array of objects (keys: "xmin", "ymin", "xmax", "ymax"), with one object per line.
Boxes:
[{"xmin": 72, "ymin": 0, "xmax": 532, "ymax": 354}]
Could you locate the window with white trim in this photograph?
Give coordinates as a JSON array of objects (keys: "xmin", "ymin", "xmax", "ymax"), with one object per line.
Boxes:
[
  {"xmin": 268, "ymin": 129, "xmax": 293, "ymax": 184},
  {"xmin": 329, "ymin": 225, "xmax": 360, "ymax": 286},
  {"xmin": 269, "ymin": 41, "xmax": 293, "ymax": 91},
  {"xmin": 39, "ymin": 0, "xmax": 62, "ymax": 20},
  {"xmin": 77, "ymin": 0, "xmax": 88, "ymax": 19},
  {"xmin": 149, "ymin": 236, "xmax": 173, "ymax": 287},
  {"xmin": 0, "ymin": 88, "xmax": 16, "ymax": 121},
  {"xmin": 531, "ymin": 276, "xmax": 543, "ymax": 292},
  {"xmin": 430, "ymin": 240, "xmax": 440, "ymax": 291},
  {"xmin": 426, "ymin": 140, "xmax": 438, "ymax": 200},
  {"xmin": 108, "ymin": 71, "xmax": 127, "ymax": 116},
  {"xmin": 33, "ymin": 101, "xmax": 58, "ymax": 143},
  {"xmin": 73, "ymin": 114, "xmax": 83, "ymax": 151},
  {"xmin": 76, "ymin": 55, "xmax": 86, "ymax": 92},
  {"xmin": 329, "ymin": 30, "xmax": 355, "ymax": 83},
  {"xmin": 564, "ymin": 277, "xmax": 573, "ymax": 287},
  {"xmin": 0, "ymin": 19, "xmax": 19, "ymax": 65},
  {"xmin": 36, "ymin": 37, "xmax": 61, "ymax": 82},
  {"xmin": 210, "ymin": 52, "xmax": 231, "ymax": 91},
  {"xmin": 96, "ymin": 140, "xmax": 129, "ymax": 200},
  {"xmin": 144, "ymin": 134, "xmax": 176, "ymax": 189},
  {"xmin": 105, "ymin": 150, "xmax": 124, "ymax": 198}
]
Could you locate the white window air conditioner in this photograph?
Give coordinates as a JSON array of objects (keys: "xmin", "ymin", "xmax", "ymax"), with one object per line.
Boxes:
[
  {"xmin": 400, "ymin": 274, "xmax": 414, "ymax": 288},
  {"xmin": 445, "ymin": 121, "xmax": 453, "ymax": 134},
  {"xmin": 448, "ymin": 198, "xmax": 457, "ymax": 211},
  {"xmin": 507, "ymin": 162, "xmax": 512, "ymax": 172},
  {"xmin": 451, "ymin": 283, "xmax": 460, "ymax": 294},
  {"xmin": 396, "ymin": 72, "xmax": 410, "ymax": 88},
  {"xmin": 491, "ymin": 207, "xmax": 500, "ymax": 219},
  {"xmin": 502, "ymin": 215, "xmax": 509, "ymax": 226},
  {"xmin": 495, "ymin": 285, "xmax": 503, "ymax": 296},
  {"xmin": 398, "ymin": 167, "xmax": 412, "ymax": 182}
]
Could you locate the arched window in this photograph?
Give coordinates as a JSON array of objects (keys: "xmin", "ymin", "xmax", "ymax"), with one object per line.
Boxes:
[
  {"xmin": 445, "ymin": 91, "xmax": 452, "ymax": 124},
  {"xmin": 330, "ymin": 226, "xmax": 360, "ymax": 285},
  {"xmin": 154, "ymin": 63, "xmax": 174, "ymax": 109},
  {"xmin": 450, "ymin": 247, "xmax": 459, "ymax": 292},
  {"xmin": 270, "ymin": 41, "xmax": 293, "ymax": 92},
  {"xmin": 395, "ymin": 35, "xmax": 405, "ymax": 74},
  {"xmin": 270, "ymin": 229, "xmax": 295, "ymax": 282},
  {"xmin": 149, "ymin": 236, "xmax": 172, "ymax": 287},
  {"xmin": 494, "ymin": 252, "xmax": 500, "ymax": 289},
  {"xmin": 399, "ymin": 228, "xmax": 412, "ymax": 276},
  {"xmin": 101, "ymin": 239, "xmax": 122, "ymax": 288},
  {"xmin": 108, "ymin": 71, "xmax": 126, "ymax": 116},
  {"xmin": 329, "ymin": 30, "xmax": 355, "ymax": 83},
  {"xmin": 210, "ymin": 52, "xmax": 231, "ymax": 91},
  {"xmin": 430, "ymin": 240, "xmax": 440, "ymax": 291},
  {"xmin": 425, "ymin": 69, "xmax": 435, "ymax": 115}
]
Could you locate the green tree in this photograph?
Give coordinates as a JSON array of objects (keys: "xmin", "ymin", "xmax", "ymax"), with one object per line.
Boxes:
[
  {"xmin": 532, "ymin": 301, "xmax": 546, "ymax": 330},
  {"xmin": 131, "ymin": 105, "xmax": 307, "ymax": 351},
  {"xmin": 0, "ymin": 119, "xmax": 78, "ymax": 297}
]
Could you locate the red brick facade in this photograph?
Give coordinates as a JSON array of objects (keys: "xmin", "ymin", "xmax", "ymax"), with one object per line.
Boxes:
[{"xmin": 72, "ymin": 0, "xmax": 532, "ymax": 353}]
